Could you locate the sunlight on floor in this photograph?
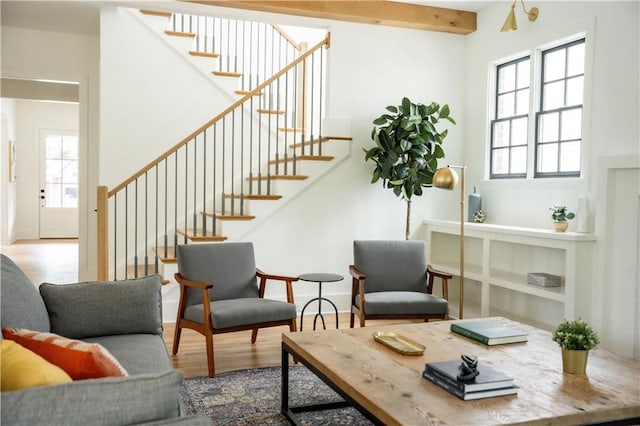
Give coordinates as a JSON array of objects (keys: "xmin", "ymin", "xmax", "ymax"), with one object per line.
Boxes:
[{"xmin": 0, "ymin": 239, "xmax": 78, "ymax": 285}]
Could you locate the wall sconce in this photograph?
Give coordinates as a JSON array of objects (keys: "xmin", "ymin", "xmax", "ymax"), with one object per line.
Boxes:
[{"xmin": 501, "ymin": 0, "xmax": 539, "ymax": 32}]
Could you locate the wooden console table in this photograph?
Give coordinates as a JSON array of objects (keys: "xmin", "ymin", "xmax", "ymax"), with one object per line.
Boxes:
[{"xmin": 281, "ymin": 318, "xmax": 640, "ymax": 425}]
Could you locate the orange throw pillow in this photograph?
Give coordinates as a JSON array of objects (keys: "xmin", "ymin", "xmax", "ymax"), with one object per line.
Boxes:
[{"xmin": 2, "ymin": 328, "xmax": 128, "ymax": 380}]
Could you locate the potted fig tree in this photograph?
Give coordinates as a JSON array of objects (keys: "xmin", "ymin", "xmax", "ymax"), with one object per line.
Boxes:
[{"xmin": 365, "ymin": 97, "xmax": 455, "ymax": 240}]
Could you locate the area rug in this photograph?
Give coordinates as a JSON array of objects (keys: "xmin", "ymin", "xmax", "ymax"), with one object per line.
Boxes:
[{"xmin": 180, "ymin": 366, "xmax": 373, "ymax": 425}]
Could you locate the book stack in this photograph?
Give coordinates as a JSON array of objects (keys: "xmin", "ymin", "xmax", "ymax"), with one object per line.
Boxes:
[
  {"xmin": 450, "ymin": 320, "xmax": 528, "ymax": 346},
  {"xmin": 423, "ymin": 360, "xmax": 518, "ymax": 400}
]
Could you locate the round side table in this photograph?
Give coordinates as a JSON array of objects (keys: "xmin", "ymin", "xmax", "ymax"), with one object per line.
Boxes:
[{"xmin": 298, "ymin": 273, "xmax": 343, "ymax": 331}]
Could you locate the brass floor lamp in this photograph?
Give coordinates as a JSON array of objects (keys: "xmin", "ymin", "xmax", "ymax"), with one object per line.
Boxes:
[{"xmin": 433, "ymin": 165, "xmax": 466, "ymax": 319}]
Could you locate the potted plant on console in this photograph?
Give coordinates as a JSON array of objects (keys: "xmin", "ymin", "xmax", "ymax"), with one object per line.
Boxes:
[
  {"xmin": 552, "ymin": 318, "xmax": 599, "ymax": 375},
  {"xmin": 549, "ymin": 205, "xmax": 575, "ymax": 232}
]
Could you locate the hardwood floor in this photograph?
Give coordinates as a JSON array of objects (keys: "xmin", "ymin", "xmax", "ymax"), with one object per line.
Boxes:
[{"xmin": 3, "ymin": 240, "xmax": 419, "ymax": 378}]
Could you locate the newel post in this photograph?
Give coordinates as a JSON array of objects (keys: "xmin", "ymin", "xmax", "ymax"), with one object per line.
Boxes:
[{"xmin": 97, "ymin": 185, "xmax": 109, "ymax": 281}]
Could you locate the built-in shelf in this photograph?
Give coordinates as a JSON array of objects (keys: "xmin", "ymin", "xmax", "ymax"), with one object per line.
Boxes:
[{"xmin": 424, "ymin": 219, "xmax": 596, "ymax": 328}]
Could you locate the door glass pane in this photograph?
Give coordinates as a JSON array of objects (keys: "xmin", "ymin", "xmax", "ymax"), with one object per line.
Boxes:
[{"xmin": 45, "ymin": 134, "xmax": 78, "ymax": 208}]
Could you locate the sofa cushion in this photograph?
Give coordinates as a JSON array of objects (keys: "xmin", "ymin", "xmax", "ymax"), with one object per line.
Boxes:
[
  {"xmin": 85, "ymin": 334, "xmax": 173, "ymax": 375},
  {"xmin": 1, "ymin": 370, "xmax": 184, "ymax": 426},
  {"xmin": 1, "ymin": 340, "xmax": 72, "ymax": 391},
  {"xmin": 0, "ymin": 254, "xmax": 50, "ymax": 332},
  {"xmin": 39, "ymin": 275, "xmax": 163, "ymax": 339},
  {"xmin": 2, "ymin": 328, "xmax": 128, "ymax": 380}
]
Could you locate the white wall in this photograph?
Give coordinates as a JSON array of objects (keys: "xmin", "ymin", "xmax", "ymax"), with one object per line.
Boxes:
[
  {"xmin": 1, "ymin": 99, "xmax": 17, "ymax": 245},
  {"xmin": 12, "ymin": 100, "xmax": 79, "ymax": 240},
  {"xmin": 1, "ymin": 25, "xmax": 99, "ymax": 280}
]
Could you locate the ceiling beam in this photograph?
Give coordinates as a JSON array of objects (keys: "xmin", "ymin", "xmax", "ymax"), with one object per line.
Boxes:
[{"xmin": 182, "ymin": 1, "xmax": 477, "ymax": 35}]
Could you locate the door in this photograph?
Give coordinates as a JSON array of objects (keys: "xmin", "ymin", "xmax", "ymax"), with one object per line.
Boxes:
[{"xmin": 39, "ymin": 131, "xmax": 79, "ymax": 238}]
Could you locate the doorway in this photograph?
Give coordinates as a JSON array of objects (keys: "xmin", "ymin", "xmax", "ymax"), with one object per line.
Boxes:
[{"xmin": 39, "ymin": 130, "xmax": 79, "ymax": 238}]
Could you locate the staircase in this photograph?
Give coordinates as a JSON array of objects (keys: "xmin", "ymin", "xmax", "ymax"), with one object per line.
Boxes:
[{"xmin": 96, "ymin": 8, "xmax": 351, "ymax": 284}]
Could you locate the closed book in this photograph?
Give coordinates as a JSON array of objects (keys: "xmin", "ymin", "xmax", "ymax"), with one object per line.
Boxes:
[
  {"xmin": 424, "ymin": 360, "xmax": 514, "ymax": 392},
  {"xmin": 450, "ymin": 320, "xmax": 528, "ymax": 345},
  {"xmin": 423, "ymin": 370, "xmax": 518, "ymax": 400}
]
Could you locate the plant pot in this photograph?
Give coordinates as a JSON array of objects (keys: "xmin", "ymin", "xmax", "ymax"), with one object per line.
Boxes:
[
  {"xmin": 554, "ymin": 222, "xmax": 569, "ymax": 232},
  {"xmin": 561, "ymin": 348, "xmax": 589, "ymax": 374}
]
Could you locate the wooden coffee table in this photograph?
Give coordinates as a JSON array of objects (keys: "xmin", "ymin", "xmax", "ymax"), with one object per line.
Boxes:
[{"xmin": 281, "ymin": 317, "xmax": 640, "ymax": 425}]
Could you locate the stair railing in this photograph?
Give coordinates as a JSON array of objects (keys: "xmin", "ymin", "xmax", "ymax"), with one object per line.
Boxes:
[
  {"xmin": 97, "ymin": 35, "xmax": 329, "ymax": 281},
  {"xmin": 171, "ymin": 13, "xmax": 302, "ymax": 93}
]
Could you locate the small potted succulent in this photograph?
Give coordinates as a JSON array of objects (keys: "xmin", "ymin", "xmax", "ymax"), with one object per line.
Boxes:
[
  {"xmin": 549, "ymin": 205, "xmax": 575, "ymax": 232},
  {"xmin": 552, "ymin": 318, "xmax": 599, "ymax": 374}
]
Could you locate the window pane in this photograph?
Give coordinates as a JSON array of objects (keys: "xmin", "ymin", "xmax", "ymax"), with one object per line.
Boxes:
[
  {"xmin": 544, "ymin": 49, "xmax": 566, "ymax": 81},
  {"xmin": 538, "ymin": 143, "xmax": 559, "ymax": 173},
  {"xmin": 498, "ymin": 64, "xmax": 516, "ymax": 93},
  {"xmin": 497, "ymin": 93, "xmax": 515, "ymax": 118},
  {"xmin": 62, "ymin": 184, "xmax": 78, "ymax": 208},
  {"xmin": 516, "ymin": 60, "xmax": 530, "ymax": 89},
  {"xmin": 62, "ymin": 136, "xmax": 78, "ymax": 160},
  {"xmin": 46, "ymin": 136, "xmax": 62, "ymax": 159},
  {"xmin": 561, "ymin": 108, "xmax": 582, "ymax": 140},
  {"xmin": 492, "ymin": 148, "xmax": 510, "ymax": 174},
  {"xmin": 539, "ymin": 112, "xmax": 559, "ymax": 142},
  {"xmin": 567, "ymin": 42, "xmax": 585, "ymax": 76},
  {"xmin": 62, "ymin": 160, "xmax": 78, "ymax": 183},
  {"xmin": 511, "ymin": 146, "xmax": 527, "ymax": 173},
  {"xmin": 566, "ymin": 76, "xmax": 584, "ymax": 106},
  {"xmin": 493, "ymin": 121, "xmax": 510, "ymax": 147},
  {"xmin": 515, "ymin": 88, "xmax": 529, "ymax": 115},
  {"xmin": 512, "ymin": 117, "xmax": 528, "ymax": 146},
  {"xmin": 559, "ymin": 141, "xmax": 581, "ymax": 172},
  {"xmin": 543, "ymin": 81, "xmax": 565, "ymax": 110}
]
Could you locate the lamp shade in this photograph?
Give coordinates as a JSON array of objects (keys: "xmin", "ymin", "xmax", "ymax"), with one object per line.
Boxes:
[
  {"xmin": 433, "ymin": 167, "xmax": 459, "ymax": 190},
  {"xmin": 501, "ymin": 3, "xmax": 517, "ymax": 32}
]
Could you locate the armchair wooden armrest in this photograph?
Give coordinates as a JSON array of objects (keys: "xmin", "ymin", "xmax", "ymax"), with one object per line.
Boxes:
[
  {"xmin": 426, "ymin": 265, "xmax": 451, "ymax": 300},
  {"xmin": 256, "ymin": 268, "xmax": 298, "ymax": 303},
  {"xmin": 174, "ymin": 273, "xmax": 214, "ymax": 290},
  {"xmin": 349, "ymin": 264, "xmax": 366, "ymax": 280}
]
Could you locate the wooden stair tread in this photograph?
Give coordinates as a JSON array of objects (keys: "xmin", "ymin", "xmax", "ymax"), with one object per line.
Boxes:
[
  {"xmin": 189, "ymin": 51, "xmax": 219, "ymax": 58},
  {"xmin": 177, "ymin": 229, "xmax": 228, "ymax": 242},
  {"xmin": 213, "ymin": 71, "xmax": 242, "ymax": 78},
  {"xmin": 224, "ymin": 193, "xmax": 282, "ymax": 200},
  {"xmin": 269, "ymin": 155, "xmax": 334, "ymax": 164},
  {"xmin": 165, "ymin": 30, "xmax": 196, "ymax": 38},
  {"xmin": 279, "ymin": 127, "xmax": 304, "ymax": 133},
  {"xmin": 140, "ymin": 9, "xmax": 172, "ymax": 18},
  {"xmin": 246, "ymin": 174, "xmax": 308, "ymax": 181},
  {"xmin": 257, "ymin": 109, "xmax": 285, "ymax": 115},
  {"xmin": 290, "ymin": 136, "xmax": 352, "ymax": 149},
  {"xmin": 152, "ymin": 246, "xmax": 176, "ymax": 263},
  {"xmin": 200, "ymin": 211, "xmax": 256, "ymax": 220}
]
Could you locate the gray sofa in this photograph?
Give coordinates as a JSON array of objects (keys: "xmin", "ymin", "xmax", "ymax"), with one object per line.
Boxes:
[{"xmin": 0, "ymin": 254, "xmax": 210, "ymax": 426}]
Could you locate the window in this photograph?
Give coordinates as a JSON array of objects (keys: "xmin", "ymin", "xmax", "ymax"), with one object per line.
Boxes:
[{"xmin": 489, "ymin": 37, "xmax": 586, "ymax": 179}]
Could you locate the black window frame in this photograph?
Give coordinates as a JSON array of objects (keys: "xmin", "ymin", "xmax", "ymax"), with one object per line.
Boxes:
[
  {"xmin": 489, "ymin": 55, "xmax": 530, "ymax": 179},
  {"xmin": 534, "ymin": 38, "xmax": 585, "ymax": 178}
]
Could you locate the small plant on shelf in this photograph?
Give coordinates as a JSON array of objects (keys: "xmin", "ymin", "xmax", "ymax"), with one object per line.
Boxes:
[
  {"xmin": 552, "ymin": 318, "xmax": 599, "ymax": 351},
  {"xmin": 549, "ymin": 205, "xmax": 575, "ymax": 223}
]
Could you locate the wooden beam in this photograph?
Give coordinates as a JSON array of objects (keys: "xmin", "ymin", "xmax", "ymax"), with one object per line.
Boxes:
[{"xmin": 182, "ymin": 1, "xmax": 476, "ymax": 35}]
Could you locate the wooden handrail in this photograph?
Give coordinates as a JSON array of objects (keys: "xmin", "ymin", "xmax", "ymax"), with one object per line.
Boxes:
[
  {"xmin": 271, "ymin": 24, "xmax": 301, "ymax": 51},
  {"xmin": 108, "ymin": 34, "xmax": 329, "ymax": 197},
  {"xmin": 97, "ymin": 185, "xmax": 109, "ymax": 280}
]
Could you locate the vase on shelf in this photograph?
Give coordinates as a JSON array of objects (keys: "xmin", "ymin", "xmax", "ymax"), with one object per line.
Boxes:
[
  {"xmin": 554, "ymin": 222, "xmax": 569, "ymax": 232},
  {"xmin": 561, "ymin": 348, "xmax": 589, "ymax": 374}
]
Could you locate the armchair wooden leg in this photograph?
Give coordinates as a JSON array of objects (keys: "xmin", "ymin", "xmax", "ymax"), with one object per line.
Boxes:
[
  {"xmin": 349, "ymin": 311, "xmax": 355, "ymax": 328},
  {"xmin": 251, "ymin": 328, "xmax": 258, "ymax": 343},
  {"xmin": 172, "ymin": 322, "xmax": 182, "ymax": 355},
  {"xmin": 205, "ymin": 333, "xmax": 215, "ymax": 378}
]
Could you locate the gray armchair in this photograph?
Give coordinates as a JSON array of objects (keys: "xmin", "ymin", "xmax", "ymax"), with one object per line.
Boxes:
[
  {"xmin": 349, "ymin": 240, "xmax": 450, "ymax": 327},
  {"xmin": 174, "ymin": 242, "xmax": 298, "ymax": 377}
]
